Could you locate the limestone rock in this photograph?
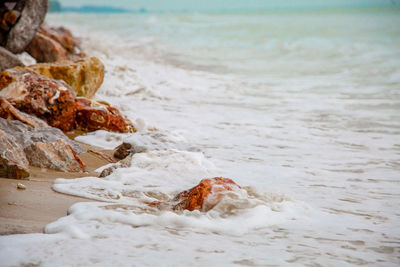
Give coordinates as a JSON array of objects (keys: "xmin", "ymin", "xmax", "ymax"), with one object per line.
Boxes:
[
  {"xmin": 0, "ymin": 118, "xmax": 84, "ymax": 154},
  {"xmin": 0, "ymin": 47, "xmax": 23, "ymax": 71},
  {"xmin": 0, "ymin": 129, "xmax": 29, "ymax": 179},
  {"xmin": 0, "ymin": 97, "xmax": 49, "ymax": 128},
  {"xmin": 26, "ymin": 57, "xmax": 104, "ymax": 98},
  {"xmin": 5, "ymin": 0, "xmax": 48, "ymax": 53},
  {"xmin": 0, "ymin": 68, "xmax": 77, "ymax": 131},
  {"xmin": 24, "ymin": 139, "xmax": 85, "ymax": 172},
  {"xmin": 75, "ymin": 97, "xmax": 135, "ymax": 133},
  {"xmin": 172, "ymin": 177, "xmax": 241, "ymax": 212}
]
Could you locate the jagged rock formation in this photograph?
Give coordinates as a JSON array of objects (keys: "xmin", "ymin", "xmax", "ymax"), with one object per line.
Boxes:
[
  {"xmin": 26, "ymin": 57, "xmax": 104, "ymax": 98},
  {"xmin": 75, "ymin": 97, "xmax": 134, "ymax": 133},
  {"xmin": 24, "ymin": 139, "xmax": 85, "ymax": 172},
  {"xmin": 0, "ymin": 128, "xmax": 30, "ymax": 179},
  {"xmin": 0, "ymin": 118, "xmax": 85, "ymax": 177},
  {"xmin": 0, "ymin": 67, "xmax": 134, "ymax": 133}
]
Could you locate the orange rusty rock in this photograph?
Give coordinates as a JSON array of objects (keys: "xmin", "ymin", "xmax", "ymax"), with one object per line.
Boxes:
[
  {"xmin": 0, "ymin": 69, "xmax": 76, "ymax": 131},
  {"xmin": 0, "ymin": 97, "xmax": 49, "ymax": 128},
  {"xmin": 0, "ymin": 68, "xmax": 133, "ymax": 133},
  {"xmin": 39, "ymin": 24, "xmax": 78, "ymax": 53},
  {"xmin": 173, "ymin": 177, "xmax": 241, "ymax": 212},
  {"xmin": 25, "ymin": 24, "xmax": 86, "ymax": 63},
  {"xmin": 75, "ymin": 97, "xmax": 135, "ymax": 133},
  {"xmin": 25, "ymin": 32, "xmax": 68, "ymax": 63}
]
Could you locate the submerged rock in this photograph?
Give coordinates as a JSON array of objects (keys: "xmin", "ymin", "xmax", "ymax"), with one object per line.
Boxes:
[
  {"xmin": 26, "ymin": 57, "xmax": 104, "ymax": 98},
  {"xmin": 24, "ymin": 139, "xmax": 85, "ymax": 172},
  {"xmin": 113, "ymin": 142, "xmax": 133, "ymax": 160},
  {"xmin": 75, "ymin": 97, "xmax": 135, "ymax": 133},
  {"xmin": 0, "ymin": 128, "xmax": 29, "ymax": 179},
  {"xmin": 5, "ymin": 0, "xmax": 48, "ymax": 53},
  {"xmin": 99, "ymin": 155, "xmax": 132, "ymax": 178},
  {"xmin": 150, "ymin": 177, "xmax": 241, "ymax": 212},
  {"xmin": 174, "ymin": 177, "xmax": 241, "ymax": 212},
  {"xmin": 0, "ymin": 68, "xmax": 76, "ymax": 131}
]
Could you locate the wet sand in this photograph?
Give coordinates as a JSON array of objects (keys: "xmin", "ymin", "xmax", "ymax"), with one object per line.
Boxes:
[{"xmin": 0, "ymin": 144, "xmax": 114, "ymax": 235}]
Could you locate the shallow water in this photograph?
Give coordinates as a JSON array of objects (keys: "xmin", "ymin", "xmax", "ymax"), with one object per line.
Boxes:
[{"xmin": 1, "ymin": 8, "xmax": 400, "ymax": 266}]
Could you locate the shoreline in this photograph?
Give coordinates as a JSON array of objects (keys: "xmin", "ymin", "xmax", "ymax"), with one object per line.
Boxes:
[{"xmin": 0, "ymin": 143, "xmax": 113, "ymax": 235}]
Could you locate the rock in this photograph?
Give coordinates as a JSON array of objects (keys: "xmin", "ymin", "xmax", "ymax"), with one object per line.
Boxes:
[
  {"xmin": 0, "ymin": 97, "xmax": 49, "ymax": 128},
  {"xmin": 75, "ymin": 97, "xmax": 135, "ymax": 133},
  {"xmin": 24, "ymin": 139, "xmax": 85, "ymax": 172},
  {"xmin": 5, "ymin": 0, "xmax": 48, "ymax": 53},
  {"xmin": 172, "ymin": 177, "xmax": 241, "ymax": 212},
  {"xmin": 0, "ymin": 129, "xmax": 29, "ymax": 179},
  {"xmin": 0, "ymin": 67, "xmax": 133, "ymax": 133},
  {"xmin": 25, "ymin": 31, "xmax": 68, "ymax": 63},
  {"xmin": 25, "ymin": 24, "xmax": 86, "ymax": 63},
  {"xmin": 113, "ymin": 131, "xmax": 195, "ymax": 159},
  {"xmin": 99, "ymin": 155, "xmax": 132, "ymax": 178},
  {"xmin": 113, "ymin": 142, "xmax": 133, "ymax": 160},
  {"xmin": 0, "ymin": 118, "xmax": 84, "ymax": 154},
  {"xmin": 0, "ymin": 68, "xmax": 77, "ymax": 132},
  {"xmin": 39, "ymin": 24, "xmax": 83, "ymax": 55},
  {"xmin": 0, "ymin": 47, "xmax": 23, "ymax": 71},
  {"xmin": 17, "ymin": 183, "xmax": 26, "ymax": 190},
  {"xmin": 26, "ymin": 57, "xmax": 104, "ymax": 98},
  {"xmin": 0, "ymin": 118, "xmax": 84, "ymax": 173}
]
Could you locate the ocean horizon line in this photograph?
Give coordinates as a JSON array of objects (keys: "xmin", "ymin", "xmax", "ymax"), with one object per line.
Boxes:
[{"xmin": 51, "ymin": 4, "xmax": 400, "ymax": 15}]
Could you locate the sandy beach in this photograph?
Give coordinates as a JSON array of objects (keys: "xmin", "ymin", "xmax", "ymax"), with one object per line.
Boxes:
[{"xmin": 0, "ymin": 143, "xmax": 113, "ymax": 235}]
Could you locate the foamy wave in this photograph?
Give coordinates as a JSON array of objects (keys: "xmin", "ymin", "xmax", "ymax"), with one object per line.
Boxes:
[{"xmin": 47, "ymin": 185, "xmax": 306, "ymax": 237}]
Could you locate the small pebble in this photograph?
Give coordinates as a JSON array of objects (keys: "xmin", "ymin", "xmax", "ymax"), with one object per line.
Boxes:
[{"xmin": 17, "ymin": 183, "xmax": 26, "ymax": 190}]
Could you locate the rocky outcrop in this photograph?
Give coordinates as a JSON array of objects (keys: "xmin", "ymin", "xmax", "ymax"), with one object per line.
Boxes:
[
  {"xmin": 75, "ymin": 97, "xmax": 135, "ymax": 133},
  {"xmin": 26, "ymin": 57, "xmax": 104, "ymax": 98},
  {"xmin": 0, "ymin": 68, "xmax": 77, "ymax": 131},
  {"xmin": 0, "ymin": 47, "xmax": 23, "ymax": 71},
  {"xmin": 0, "ymin": 68, "xmax": 134, "ymax": 133},
  {"xmin": 25, "ymin": 24, "xmax": 86, "ymax": 63},
  {"xmin": 5, "ymin": 0, "xmax": 48, "ymax": 53},
  {"xmin": 172, "ymin": 177, "xmax": 241, "ymax": 212},
  {"xmin": 0, "ymin": 118, "xmax": 85, "ymax": 175},
  {"xmin": 0, "ymin": 117, "xmax": 84, "ymax": 155},
  {"xmin": 0, "ymin": 97, "xmax": 49, "ymax": 128},
  {"xmin": 24, "ymin": 139, "xmax": 85, "ymax": 172},
  {"xmin": 0, "ymin": 129, "xmax": 30, "ymax": 179}
]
